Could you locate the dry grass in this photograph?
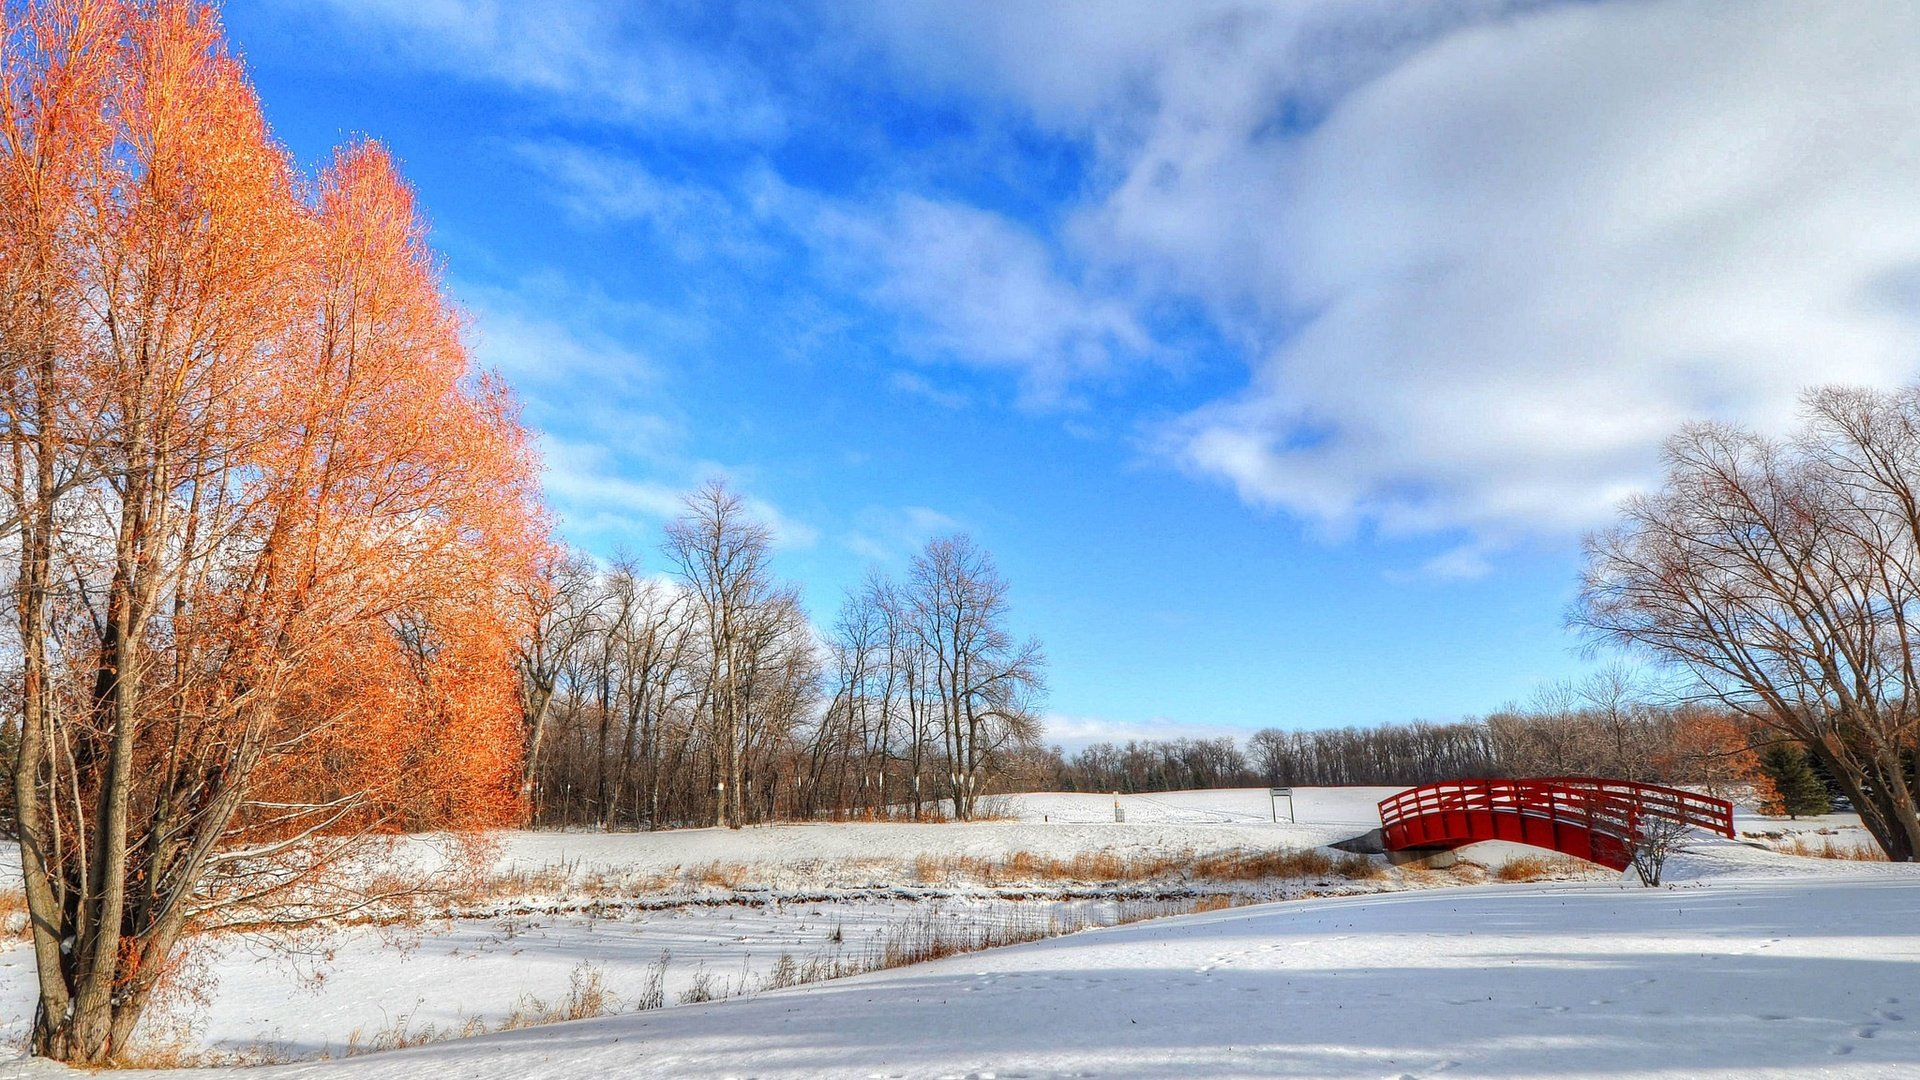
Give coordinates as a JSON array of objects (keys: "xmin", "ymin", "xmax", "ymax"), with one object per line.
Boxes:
[
  {"xmin": 908, "ymin": 846, "xmax": 1382, "ymax": 887},
  {"xmin": 461, "ymin": 864, "xmax": 680, "ymax": 908},
  {"xmin": 498, "ymin": 963, "xmax": 619, "ymax": 1030},
  {"xmin": 343, "ymin": 1010, "xmax": 488, "ymax": 1057},
  {"xmin": 1774, "ymin": 834, "xmax": 1888, "ymax": 861},
  {"xmin": 1493, "ymin": 856, "xmax": 1558, "ymax": 882},
  {"xmin": 0, "ymin": 889, "xmax": 27, "ymax": 939},
  {"xmin": 689, "ymin": 862, "xmax": 749, "ymax": 890},
  {"xmin": 675, "ymin": 969, "xmax": 720, "ymax": 1005},
  {"xmin": 1391, "ymin": 861, "xmax": 1489, "ymax": 887},
  {"xmin": 334, "ymin": 961, "xmax": 644, "ymax": 1058},
  {"xmin": 111, "ymin": 1041, "xmax": 299, "ymax": 1069}
]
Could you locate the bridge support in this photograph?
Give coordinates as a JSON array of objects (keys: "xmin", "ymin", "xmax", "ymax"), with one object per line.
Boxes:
[{"xmin": 1384, "ymin": 846, "xmax": 1457, "ymax": 868}]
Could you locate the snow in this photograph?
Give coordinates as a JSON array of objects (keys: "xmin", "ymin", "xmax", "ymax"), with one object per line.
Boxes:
[
  {"xmin": 471, "ymin": 787, "xmax": 1402, "ymax": 897},
  {"xmin": 0, "ymin": 787, "xmax": 1916, "ymax": 1078},
  {"xmin": 0, "ymin": 897, "xmax": 1175, "ymax": 1062}
]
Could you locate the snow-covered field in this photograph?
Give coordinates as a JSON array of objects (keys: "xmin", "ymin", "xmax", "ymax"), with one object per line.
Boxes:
[
  {"xmin": 472, "ymin": 786, "xmax": 1399, "ymax": 898},
  {"xmin": 0, "ymin": 787, "xmax": 1915, "ymax": 1078}
]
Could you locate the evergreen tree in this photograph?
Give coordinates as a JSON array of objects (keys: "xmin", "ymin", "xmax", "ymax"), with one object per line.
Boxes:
[{"xmin": 1760, "ymin": 743, "xmax": 1831, "ymax": 819}]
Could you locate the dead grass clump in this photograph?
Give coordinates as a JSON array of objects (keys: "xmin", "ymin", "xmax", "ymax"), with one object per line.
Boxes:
[
  {"xmin": 1333, "ymin": 852, "xmax": 1386, "ymax": 880},
  {"xmin": 0, "ymin": 890, "xmax": 27, "ymax": 938},
  {"xmin": 1002, "ymin": 850, "xmax": 1045, "ymax": 878},
  {"xmin": 344, "ymin": 1008, "xmax": 487, "ymax": 1057},
  {"xmin": 633, "ymin": 953, "xmax": 669, "ymax": 1011},
  {"xmin": 677, "ymin": 969, "xmax": 719, "ymax": 1005},
  {"xmin": 114, "ymin": 1040, "xmax": 298, "ymax": 1069},
  {"xmin": 878, "ymin": 909, "xmax": 1060, "ymax": 967},
  {"xmin": 1775, "ymin": 835, "xmax": 1887, "ymax": 861},
  {"xmin": 911, "ymin": 854, "xmax": 996, "ymax": 884},
  {"xmin": 1191, "ymin": 847, "xmax": 1336, "ymax": 881},
  {"xmin": 690, "ymin": 862, "xmax": 748, "ymax": 890},
  {"xmin": 1070, "ymin": 851, "xmax": 1127, "ymax": 881},
  {"xmin": 950, "ymin": 845, "xmax": 1384, "ymax": 887},
  {"xmin": 498, "ymin": 962, "xmax": 618, "ymax": 1031},
  {"xmin": 1494, "ymin": 856, "xmax": 1556, "ymax": 882},
  {"xmin": 1393, "ymin": 863, "xmax": 1445, "ymax": 887}
]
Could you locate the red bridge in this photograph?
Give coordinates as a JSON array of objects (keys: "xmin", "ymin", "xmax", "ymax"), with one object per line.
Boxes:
[{"xmin": 1377, "ymin": 778, "xmax": 1735, "ymax": 870}]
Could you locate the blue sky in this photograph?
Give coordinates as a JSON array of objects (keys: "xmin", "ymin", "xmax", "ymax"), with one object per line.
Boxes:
[{"xmin": 223, "ymin": 1, "xmax": 1920, "ymax": 745}]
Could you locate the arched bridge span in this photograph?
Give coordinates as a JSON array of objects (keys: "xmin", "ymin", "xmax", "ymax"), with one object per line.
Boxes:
[{"xmin": 1377, "ymin": 778, "xmax": 1735, "ymax": 870}]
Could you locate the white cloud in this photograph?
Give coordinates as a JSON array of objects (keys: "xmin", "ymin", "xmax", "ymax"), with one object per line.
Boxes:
[
  {"xmin": 1041, "ymin": 713, "xmax": 1257, "ymax": 753},
  {"xmin": 466, "ymin": 280, "xmax": 818, "ymax": 554},
  {"xmin": 301, "ymin": 0, "xmax": 783, "ymax": 137},
  {"xmin": 464, "ymin": 285, "xmax": 656, "ymax": 397},
  {"xmin": 886, "ymin": 372, "xmax": 970, "ymax": 409},
  {"xmin": 510, "ymin": 142, "xmax": 778, "ymax": 266},
  {"xmin": 321, "ymin": 0, "xmax": 1920, "ymax": 554},
  {"xmin": 742, "ymin": 494, "xmax": 822, "ymax": 551},
  {"xmin": 856, "ymin": 0, "xmax": 1920, "ymax": 540},
  {"xmin": 510, "ymin": 142, "xmax": 1152, "ymax": 406},
  {"xmin": 538, "ymin": 437, "xmax": 820, "ymax": 553},
  {"xmin": 843, "ymin": 505, "xmax": 963, "ymax": 564},
  {"xmin": 809, "ymin": 194, "xmax": 1154, "ymax": 405},
  {"xmin": 537, "ymin": 436, "xmax": 686, "ymax": 521}
]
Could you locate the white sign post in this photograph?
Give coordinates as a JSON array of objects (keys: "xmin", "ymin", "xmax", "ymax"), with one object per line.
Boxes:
[{"xmin": 1269, "ymin": 786, "xmax": 1294, "ymax": 823}]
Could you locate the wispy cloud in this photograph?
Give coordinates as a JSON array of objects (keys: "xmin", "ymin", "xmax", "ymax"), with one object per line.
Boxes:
[
  {"xmin": 1041, "ymin": 713, "xmax": 1260, "ymax": 752},
  {"xmin": 320, "ymin": 0, "xmax": 1920, "ymax": 569},
  {"xmin": 518, "ymin": 145, "xmax": 1159, "ymax": 408},
  {"xmin": 843, "ymin": 505, "xmax": 963, "ymax": 564},
  {"xmin": 853, "ymin": 0, "xmax": 1920, "ymax": 544},
  {"xmin": 810, "ymin": 195, "xmax": 1155, "ymax": 407},
  {"xmin": 464, "ymin": 273, "xmax": 817, "ymax": 555},
  {"xmin": 300, "ymin": 0, "xmax": 784, "ymax": 138},
  {"xmin": 887, "ymin": 372, "xmax": 971, "ymax": 410}
]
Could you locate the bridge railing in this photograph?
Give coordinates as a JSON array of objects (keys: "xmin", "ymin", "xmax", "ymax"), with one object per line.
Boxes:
[{"xmin": 1378, "ymin": 777, "xmax": 1735, "ymax": 847}]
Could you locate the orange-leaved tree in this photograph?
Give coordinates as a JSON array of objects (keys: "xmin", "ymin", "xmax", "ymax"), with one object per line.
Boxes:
[
  {"xmin": 1655, "ymin": 707, "xmax": 1769, "ymax": 804},
  {"xmin": 0, "ymin": 0, "xmax": 548, "ymax": 1062}
]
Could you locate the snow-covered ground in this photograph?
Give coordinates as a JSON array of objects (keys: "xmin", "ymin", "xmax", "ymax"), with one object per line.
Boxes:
[
  {"xmin": 0, "ymin": 787, "xmax": 1915, "ymax": 1078},
  {"xmin": 0, "ymin": 896, "xmax": 1203, "ymax": 1062},
  {"xmin": 471, "ymin": 786, "xmax": 1399, "ymax": 899}
]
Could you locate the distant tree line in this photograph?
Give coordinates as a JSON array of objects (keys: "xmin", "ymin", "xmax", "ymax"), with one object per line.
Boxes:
[
  {"xmin": 519, "ymin": 482, "xmax": 1046, "ymax": 829},
  {"xmin": 1033, "ymin": 668, "xmax": 1829, "ymax": 815}
]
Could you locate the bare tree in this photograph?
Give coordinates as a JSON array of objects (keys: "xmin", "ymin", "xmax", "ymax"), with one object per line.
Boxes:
[
  {"xmin": 512, "ymin": 549, "xmax": 604, "ymax": 811},
  {"xmin": 905, "ymin": 535, "xmax": 1045, "ymax": 819},
  {"xmin": 1628, "ymin": 815, "xmax": 1691, "ymax": 887},
  {"xmin": 663, "ymin": 480, "xmax": 817, "ymax": 829},
  {"xmin": 1578, "ymin": 389, "xmax": 1920, "ymax": 861}
]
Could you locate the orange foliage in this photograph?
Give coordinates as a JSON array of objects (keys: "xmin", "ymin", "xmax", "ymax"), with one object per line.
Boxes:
[
  {"xmin": 3, "ymin": 0, "xmax": 564, "ymax": 1059},
  {"xmin": 1658, "ymin": 709, "xmax": 1772, "ymax": 806},
  {"xmin": 236, "ymin": 140, "xmax": 549, "ymax": 831},
  {"xmin": 2, "ymin": 0, "xmax": 547, "ymax": 921}
]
